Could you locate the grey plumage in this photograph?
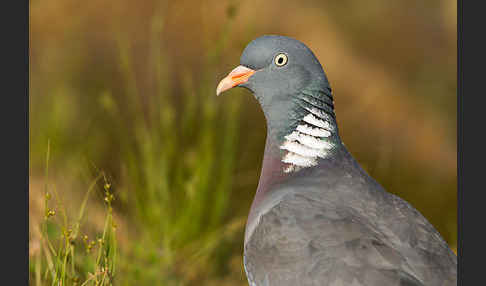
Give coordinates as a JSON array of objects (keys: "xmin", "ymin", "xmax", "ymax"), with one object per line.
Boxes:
[
  {"xmin": 217, "ymin": 35, "xmax": 456, "ymax": 286},
  {"xmin": 244, "ymin": 148, "xmax": 456, "ymax": 286}
]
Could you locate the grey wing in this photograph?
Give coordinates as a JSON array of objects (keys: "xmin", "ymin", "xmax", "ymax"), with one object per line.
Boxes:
[
  {"xmin": 377, "ymin": 193, "xmax": 457, "ymax": 285},
  {"xmin": 244, "ymin": 193, "xmax": 454, "ymax": 286}
]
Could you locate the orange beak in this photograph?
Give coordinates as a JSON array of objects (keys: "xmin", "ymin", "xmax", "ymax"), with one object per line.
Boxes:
[{"xmin": 216, "ymin": 65, "xmax": 256, "ymax": 96}]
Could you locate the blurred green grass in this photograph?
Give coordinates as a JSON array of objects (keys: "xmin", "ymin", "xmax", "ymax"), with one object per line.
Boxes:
[{"xmin": 29, "ymin": 0, "xmax": 457, "ymax": 285}]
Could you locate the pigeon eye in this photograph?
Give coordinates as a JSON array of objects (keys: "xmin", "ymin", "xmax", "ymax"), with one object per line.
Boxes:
[{"xmin": 274, "ymin": 53, "xmax": 288, "ymax": 66}]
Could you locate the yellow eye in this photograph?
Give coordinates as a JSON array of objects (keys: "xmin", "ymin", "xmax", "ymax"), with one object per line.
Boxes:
[{"xmin": 274, "ymin": 53, "xmax": 288, "ymax": 66}]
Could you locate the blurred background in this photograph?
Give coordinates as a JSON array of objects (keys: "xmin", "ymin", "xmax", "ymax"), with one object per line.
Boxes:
[{"xmin": 29, "ymin": 0, "xmax": 457, "ymax": 285}]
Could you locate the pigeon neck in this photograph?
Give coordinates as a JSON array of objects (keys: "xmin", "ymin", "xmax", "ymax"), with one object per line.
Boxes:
[{"xmin": 256, "ymin": 86, "xmax": 342, "ymax": 189}]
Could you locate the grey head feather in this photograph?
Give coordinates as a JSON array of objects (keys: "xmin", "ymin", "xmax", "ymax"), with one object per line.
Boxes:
[{"xmin": 238, "ymin": 36, "xmax": 335, "ymax": 141}]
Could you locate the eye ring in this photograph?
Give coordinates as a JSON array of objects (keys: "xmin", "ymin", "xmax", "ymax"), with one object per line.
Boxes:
[{"xmin": 274, "ymin": 53, "xmax": 288, "ymax": 66}]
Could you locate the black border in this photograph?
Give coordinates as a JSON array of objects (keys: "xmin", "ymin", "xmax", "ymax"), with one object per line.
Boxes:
[
  {"xmin": 459, "ymin": 0, "xmax": 486, "ymax": 284},
  {"xmin": 2, "ymin": 0, "xmax": 29, "ymax": 283},
  {"xmin": 457, "ymin": 0, "xmax": 463, "ymax": 283}
]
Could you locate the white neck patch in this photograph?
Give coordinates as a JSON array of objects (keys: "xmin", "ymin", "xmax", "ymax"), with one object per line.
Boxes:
[{"xmin": 279, "ymin": 109, "xmax": 335, "ymax": 173}]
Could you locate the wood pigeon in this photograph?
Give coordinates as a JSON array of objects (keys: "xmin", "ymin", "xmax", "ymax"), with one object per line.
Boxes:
[{"xmin": 216, "ymin": 35, "xmax": 456, "ymax": 286}]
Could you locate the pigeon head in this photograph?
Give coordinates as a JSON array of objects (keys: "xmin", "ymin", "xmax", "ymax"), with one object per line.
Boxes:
[
  {"xmin": 217, "ymin": 35, "xmax": 340, "ymax": 173},
  {"xmin": 217, "ymin": 35, "xmax": 331, "ymax": 105}
]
